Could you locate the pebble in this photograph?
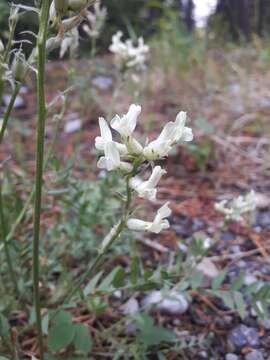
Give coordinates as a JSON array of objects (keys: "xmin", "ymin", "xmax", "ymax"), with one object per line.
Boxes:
[
  {"xmin": 221, "ymin": 232, "xmax": 235, "ymax": 241},
  {"xmin": 245, "ymin": 350, "xmax": 264, "ymax": 360},
  {"xmin": 64, "ymin": 119, "xmax": 82, "ymax": 133},
  {"xmin": 196, "ymin": 258, "xmax": 219, "ymax": 279},
  {"xmin": 226, "ymin": 354, "xmax": 239, "ymax": 360},
  {"xmin": 92, "ymin": 75, "xmax": 113, "ymax": 90},
  {"xmin": 122, "ymin": 297, "xmax": 139, "ymax": 315},
  {"xmin": 257, "ymin": 211, "xmax": 270, "ymax": 230},
  {"xmin": 3, "ymin": 94, "xmax": 25, "ymax": 109},
  {"xmin": 260, "ymin": 319, "xmax": 270, "ymax": 330},
  {"xmin": 141, "ymin": 290, "xmax": 189, "ymax": 315},
  {"xmin": 228, "ymin": 325, "xmax": 260, "ymax": 351},
  {"xmin": 244, "ymin": 274, "xmax": 258, "ymax": 286}
]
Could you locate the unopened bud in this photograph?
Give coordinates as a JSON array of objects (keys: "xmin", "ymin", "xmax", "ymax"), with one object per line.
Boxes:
[
  {"xmin": 11, "ymin": 52, "xmax": 28, "ymax": 83},
  {"xmin": 68, "ymin": 0, "xmax": 88, "ymax": 12},
  {"xmin": 9, "ymin": 7, "xmax": 19, "ymax": 24},
  {"xmin": 55, "ymin": 0, "xmax": 68, "ymax": 15}
]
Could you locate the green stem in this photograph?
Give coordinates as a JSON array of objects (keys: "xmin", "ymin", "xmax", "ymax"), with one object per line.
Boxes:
[
  {"xmin": 64, "ymin": 218, "xmax": 126, "ymax": 305},
  {"xmin": 60, "ymin": 175, "xmax": 135, "ymax": 306},
  {"xmin": 0, "ymin": 83, "xmax": 21, "ymax": 143},
  {"xmin": 0, "ymin": 95, "xmax": 67, "ymax": 256},
  {"xmin": 32, "ymin": 1, "xmax": 50, "ymax": 359},
  {"xmin": 0, "ymin": 182, "xmax": 19, "ymax": 297}
]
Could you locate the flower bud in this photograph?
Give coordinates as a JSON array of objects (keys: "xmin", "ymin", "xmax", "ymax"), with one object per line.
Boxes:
[
  {"xmin": 9, "ymin": 7, "xmax": 19, "ymax": 24},
  {"xmin": 55, "ymin": 0, "xmax": 68, "ymax": 14},
  {"xmin": 68, "ymin": 0, "xmax": 89, "ymax": 12},
  {"xmin": 11, "ymin": 52, "xmax": 28, "ymax": 83}
]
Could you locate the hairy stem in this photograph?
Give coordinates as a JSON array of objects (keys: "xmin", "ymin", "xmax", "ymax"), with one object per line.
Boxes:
[
  {"xmin": 0, "ymin": 182, "xmax": 19, "ymax": 297},
  {"xmin": 0, "ymin": 83, "xmax": 21, "ymax": 143},
  {"xmin": 32, "ymin": 1, "xmax": 51, "ymax": 358}
]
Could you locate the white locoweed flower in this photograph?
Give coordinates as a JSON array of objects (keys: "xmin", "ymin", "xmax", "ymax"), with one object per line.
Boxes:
[
  {"xmin": 109, "ymin": 31, "xmax": 149, "ymax": 71},
  {"xmin": 97, "ymin": 141, "xmax": 132, "ymax": 172},
  {"xmin": 111, "ymin": 104, "xmax": 141, "ymax": 137},
  {"xmin": 110, "ymin": 104, "xmax": 143, "ymax": 154},
  {"xmin": 143, "ymin": 111, "xmax": 193, "ymax": 160},
  {"xmin": 83, "ymin": 1, "xmax": 107, "ymax": 39},
  {"xmin": 215, "ymin": 190, "xmax": 258, "ymax": 222},
  {"xmin": 60, "ymin": 28, "xmax": 79, "ymax": 58},
  {"xmin": 95, "ymin": 117, "xmax": 128, "ymax": 155},
  {"xmin": 129, "ymin": 166, "xmax": 166, "ymax": 201},
  {"xmin": 0, "ymin": 39, "xmax": 4, "ymax": 53},
  {"xmin": 127, "ymin": 202, "xmax": 171, "ymax": 234}
]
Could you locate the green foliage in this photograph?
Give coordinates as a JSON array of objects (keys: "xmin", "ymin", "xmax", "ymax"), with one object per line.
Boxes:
[
  {"xmin": 134, "ymin": 313, "xmax": 176, "ymax": 348},
  {"xmin": 48, "ymin": 310, "xmax": 92, "ymax": 355}
]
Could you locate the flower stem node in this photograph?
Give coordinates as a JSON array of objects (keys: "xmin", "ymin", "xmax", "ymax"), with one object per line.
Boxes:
[{"xmin": 68, "ymin": 0, "xmax": 88, "ymax": 12}]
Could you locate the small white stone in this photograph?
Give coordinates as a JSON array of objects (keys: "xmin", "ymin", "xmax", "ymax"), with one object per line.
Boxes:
[
  {"xmin": 142, "ymin": 290, "xmax": 189, "ymax": 315},
  {"xmin": 122, "ymin": 297, "xmax": 139, "ymax": 315},
  {"xmin": 64, "ymin": 119, "xmax": 82, "ymax": 133},
  {"xmin": 244, "ymin": 274, "xmax": 257, "ymax": 286},
  {"xmin": 196, "ymin": 258, "xmax": 219, "ymax": 279},
  {"xmin": 3, "ymin": 94, "xmax": 25, "ymax": 109}
]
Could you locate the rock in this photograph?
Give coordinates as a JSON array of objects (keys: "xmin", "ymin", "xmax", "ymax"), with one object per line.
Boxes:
[
  {"xmin": 231, "ymin": 245, "xmax": 241, "ymax": 254},
  {"xmin": 256, "ymin": 211, "xmax": 270, "ymax": 230},
  {"xmin": 64, "ymin": 119, "xmax": 82, "ymax": 133},
  {"xmin": 3, "ymin": 94, "xmax": 26, "ymax": 109},
  {"xmin": 255, "ymin": 193, "xmax": 270, "ymax": 209},
  {"xmin": 221, "ymin": 232, "xmax": 235, "ymax": 241},
  {"xmin": 141, "ymin": 290, "xmax": 189, "ymax": 315},
  {"xmin": 228, "ymin": 325, "xmax": 260, "ymax": 351},
  {"xmin": 226, "ymin": 354, "xmax": 239, "ymax": 360},
  {"xmin": 92, "ymin": 75, "xmax": 113, "ymax": 90},
  {"xmin": 19, "ymin": 85, "xmax": 28, "ymax": 95},
  {"xmin": 260, "ymin": 319, "xmax": 270, "ymax": 330},
  {"xmin": 191, "ymin": 218, "xmax": 205, "ymax": 232},
  {"xmin": 122, "ymin": 298, "xmax": 139, "ymax": 315},
  {"xmin": 196, "ymin": 258, "xmax": 219, "ymax": 279},
  {"xmin": 244, "ymin": 274, "xmax": 258, "ymax": 286},
  {"xmin": 245, "ymin": 350, "xmax": 264, "ymax": 360}
]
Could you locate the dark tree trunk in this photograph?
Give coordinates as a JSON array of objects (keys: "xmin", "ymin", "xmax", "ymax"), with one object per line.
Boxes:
[
  {"xmin": 216, "ymin": 0, "xmax": 251, "ymax": 40},
  {"xmin": 179, "ymin": 0, "xmax": 194, "ymax": 33}
]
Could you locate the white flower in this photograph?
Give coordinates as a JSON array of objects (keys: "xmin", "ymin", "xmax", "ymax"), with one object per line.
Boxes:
[
  {"xmin": 143, "ymin": 111, "xmax": 193, "ymax": 160},
  {"xmin": 95, "ymin": 117, "xmax": 127, "ymax": 155},
  {"xmin": 127, "ymin": 202, "xmax": 171, "ymax": 234},
  {"xmin": 60, "ymin": 28, "xmax": 79, "ymax": 58},
  {"xmin": 111, "ymin": 104, "xmax": 141, "ymax": 137},
  {"xmin": 110, "ymin": 104, "xmax": 143, "ymax": 154},
  {"xmin": 0, "ymin": 39, "xmax": 4, "ymax": 53},
  {"xmin": 83, "ymin": 1, "xmax": 107, "ymax": 39},
  {"xmin": 215, "ymin": 190, "xmax": 258, "ymax": 222},
  {"xmin": 129, "ymin": 166, "xmax": 166, "ymax": 201},
  {"xmin": 109, "ymin": 31, "xmax": 149, "ymax": 70},
  {"xmin": 97, "ymin": 141, "xmax": 132, "ymax": 172}
]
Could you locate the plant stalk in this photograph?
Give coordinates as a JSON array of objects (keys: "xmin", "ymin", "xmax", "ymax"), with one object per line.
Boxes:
[
  {"xmin": 32, "ymin": 1, "xmax": 51, "ymax": 359},
  {"xmin": 0, "ymin": 83, "xmax": 21, "ymax": 143},
  {"xmin": 0, "ymin": 182, "xmax": 19, "ymax": 297},
  {"xmin": 61, "ymin": 175, "xmax": 134, "ymax": 306}
]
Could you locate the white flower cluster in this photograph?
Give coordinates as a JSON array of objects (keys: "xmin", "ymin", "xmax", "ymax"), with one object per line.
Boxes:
[
  {"xmin": 215, "ymin": 190, "xmax": 258, "ymax": 222},
  {"xmin": 109, "ymin": 31, "xmax": 149, "ymax": 71},
  {"xmin": 95, "ymin": 104, "xmax": 193, "ymax": 234},
  {"xmin": 83, "ymin": 1, "xmax": 107, "ymax": 39}
]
